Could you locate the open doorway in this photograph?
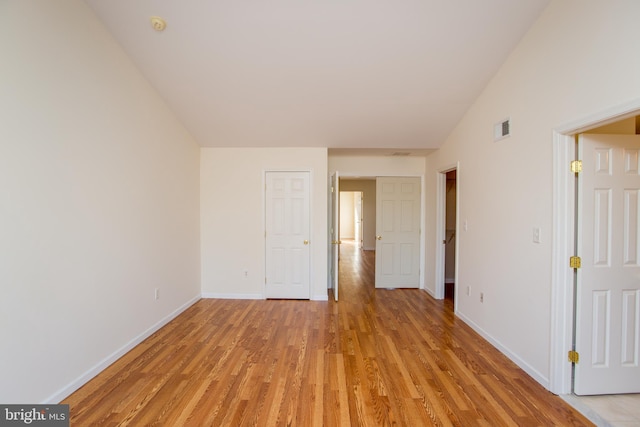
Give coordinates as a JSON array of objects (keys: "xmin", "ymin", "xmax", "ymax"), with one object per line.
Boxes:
[
  {"xmin": 552, "ymin": 105, "xmax": 640, "ymax": 395},
  {"xmin": 551, "ymin": 112, "xmax": 640, "ymax": 424},
  {"xmin": 340, "ymin": 179, "xmax": 376, "ymax": 251},
  {"xmin": 336, "ymin": 180, "xmax": 376, "ymax": 299},
  {"xmin": 444, "ymin": 170, "xmax": 457, "ymax": 304},
  {"xmin": 334, "ymin": 176, "xmax": 424, "ymax": 299},
  {"xmin": 435, "ymin": 165, "xmax": 459, "ymax": 302}
]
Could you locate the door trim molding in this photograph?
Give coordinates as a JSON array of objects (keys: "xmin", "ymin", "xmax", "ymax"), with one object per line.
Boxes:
[{"xmin": 550, "ymin": 98, "xmax": 640, "ymax": 394}]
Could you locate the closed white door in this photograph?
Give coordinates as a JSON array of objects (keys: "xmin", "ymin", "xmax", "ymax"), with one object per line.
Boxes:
[
  {"xmin": 575, "ymin": 134, "xmax": 640, "ymax": 395},
  {"xmin": 265, "ymin": 172, "xmax": 310, "ymax": 299},
  {"xmin": 375, "ymin": 177, "xmax": 421, "ymax": 288}
]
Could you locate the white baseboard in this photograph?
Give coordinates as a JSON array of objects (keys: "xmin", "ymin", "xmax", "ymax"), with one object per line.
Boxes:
[
  {"xmin": 201, "ymin": 293, "xmax": 264, "ymax": 300},
  {"xmin": 44, "ymin": 294, "xmax": 201, "ymax": 404},
  {"xmin": 456, "ymin": 312, "xmax": 550, "ymax": 389},
  {"xmin": 421, "ymin": 287, "xmax": 436, "ymax": 298},
  {"xmin": 202, "ymin": 292, "xmax": 328, "ymax": 301}
]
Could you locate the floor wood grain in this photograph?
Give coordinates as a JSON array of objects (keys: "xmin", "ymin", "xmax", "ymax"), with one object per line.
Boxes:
[{"xmin": 64, "ymin": 241, "xmax": 593, "ymax": 426}]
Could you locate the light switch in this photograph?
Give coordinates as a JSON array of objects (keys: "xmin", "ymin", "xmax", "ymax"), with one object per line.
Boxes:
[{"xmin": 533, "ymin": 227, "xmax": 541, "ymax": 244}]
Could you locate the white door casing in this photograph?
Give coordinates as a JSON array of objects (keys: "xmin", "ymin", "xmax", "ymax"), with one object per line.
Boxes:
[
  {"xmin": 265, "ymin": 171, "xmax": 311, "ymax": 299},
  {"xmin": 574, "ymin": 134, "xmax": 640, "ymax": 395},
  {"xmin": 375, "ymin": 177, "xmax": 421, "ymax": 288}
]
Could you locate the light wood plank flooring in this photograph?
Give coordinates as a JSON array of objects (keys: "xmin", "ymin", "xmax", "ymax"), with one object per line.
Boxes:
[{"xmin": 64, "ymin": 242, "xmax": 593, "ymax": 426}]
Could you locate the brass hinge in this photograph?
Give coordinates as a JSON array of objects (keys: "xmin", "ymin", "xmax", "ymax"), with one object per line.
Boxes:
[
  {"xmin": 568, "ymin": 350, "xmax": 579, "ymax": 364},
  {"xmin": 570, "ymin": 256, "xmax": 582, "ymax": 269},
  {"xmin": 571, "ymin": 160, "xmax": 583, "ymax": 174}
]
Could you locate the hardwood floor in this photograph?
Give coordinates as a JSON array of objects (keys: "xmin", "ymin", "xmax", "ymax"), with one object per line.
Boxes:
[{"xmin": 64, "ymin": 241, "xmax": 593, "ymax": 426}]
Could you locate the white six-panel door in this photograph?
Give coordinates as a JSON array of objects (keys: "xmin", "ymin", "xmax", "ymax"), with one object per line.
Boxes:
[
  {"xmin": 375, "ymin": 177, "xmax": 421, "ymax": 288},
  {"xmin": 575, "ymin": 134, "xmax": 640, "ymax": 395},
  {"xmin": 265, "ymin": 171, "xmax": 311, "ymax": 299}
]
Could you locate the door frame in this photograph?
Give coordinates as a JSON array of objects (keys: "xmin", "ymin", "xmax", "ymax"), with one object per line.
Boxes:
[
  {"xmin": 550, "ymin": 99, "xmax": 640, "ymax": 394},
  {"xmin": 334, "ymin": 173, "xmax": 426, "ymax": 293},
  {"xmin": 435, "ymin": 163, "xmax": 460, "ymax": 303}
]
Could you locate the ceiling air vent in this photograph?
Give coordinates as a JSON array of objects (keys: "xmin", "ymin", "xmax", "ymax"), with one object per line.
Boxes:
[
  {"xmin": 391, "ymin": 152, "xmax": 411, "ymax": 156},
  {"xmin": 494, "ymin": 118, "xmax": 511, "ymax": 141}
]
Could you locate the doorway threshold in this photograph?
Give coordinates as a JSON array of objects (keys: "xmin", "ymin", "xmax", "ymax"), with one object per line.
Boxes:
[{"xmin": 561, "ymin": 393, "xmax": 640, "ymax": 427}]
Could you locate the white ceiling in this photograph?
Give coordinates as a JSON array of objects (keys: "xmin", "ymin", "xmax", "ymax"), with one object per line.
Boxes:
[{"xmin": 86, "ymin": 0, "xmax": 549, "ymax": 152}]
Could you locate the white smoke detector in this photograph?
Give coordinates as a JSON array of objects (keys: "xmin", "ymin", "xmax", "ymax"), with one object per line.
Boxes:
[{"xmin": 150, "ymin": 16, "xmax": 167, "ymax": 32}]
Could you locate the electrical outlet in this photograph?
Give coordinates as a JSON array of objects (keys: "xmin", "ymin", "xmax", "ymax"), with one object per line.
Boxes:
[
  {"xmin": 480, "ymin": 292, "xmax": 484, "ymax": 303},
  {"xmin": 154, "ymin": 288, "xmax": 160, "ymax": 300}
]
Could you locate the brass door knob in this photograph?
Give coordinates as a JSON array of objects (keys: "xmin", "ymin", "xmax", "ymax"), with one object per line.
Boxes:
[
  {"xmin": 376, "ymin": 235, "xmax": 382, "ymax": 240},
  {"xmin": 304, "ymin": 240, "xmax": 309, "ymax": 245}
]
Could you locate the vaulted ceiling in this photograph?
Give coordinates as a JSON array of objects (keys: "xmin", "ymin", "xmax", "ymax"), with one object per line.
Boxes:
[{"xmin": 87, "ymin": 0, "xmax": 549, "ymax": 151}]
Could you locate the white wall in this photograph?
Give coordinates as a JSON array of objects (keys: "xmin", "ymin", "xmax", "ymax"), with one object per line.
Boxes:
[
  {"xmin": 424, "ymin": 0, "xmax": 640, "ymax": 389},
  {"xmin": 201, "ymin": 148, "xmax": 328, "ymax": 300},
  {"xmin": 339, "ymin": 192, "xmax": 356, "ymax": 239},
  {"xmin": 0, "ymin": 1, "xmax": 201, "ymax": 403},
  {"xmin": 330, "ymin": 155, "xmax": 426, "ymax": 177}
]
